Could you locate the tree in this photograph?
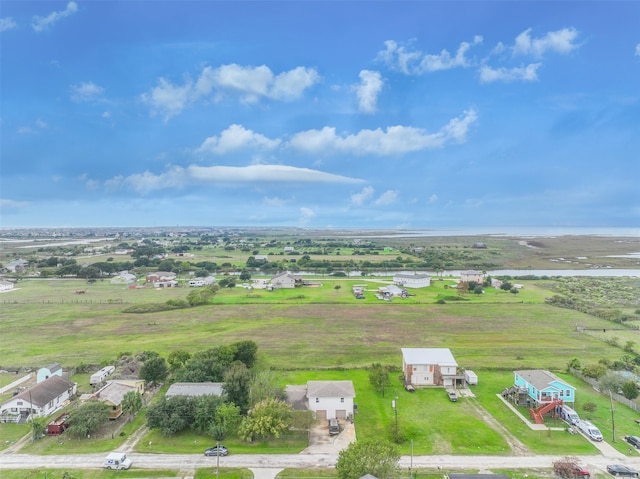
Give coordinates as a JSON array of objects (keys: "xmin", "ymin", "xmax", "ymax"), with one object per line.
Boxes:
[
  {"xmin": 29, "ymin": 415, "xmax": 49, "ymax": 441},
  {"xmin": 249, "ymin": 369, "xmax": 285, "ymax": 407},
  {"xmin": 336, "ymin": 439, "xmax": 400, "ymax": 479},
  {"xmin": 193, "ymin": 394, "xmax": 224, "ymax": 434},
  {"xmin": 622, "ymin": 381, "xmax": 639, "ymax": 400},
  {"xmin": 167, "ymin": 350, "xmax": 191, "ymax": 372},
  {"xmin": 146, "ymin": 395, "xmax": 194, "ymax": 436},
  {"xmin": 238, "ymin": 398, "xmax": 292, "ymax": 442},
  {"xmin": 224, "ymin": 363, "xmax": 252, "ymax": 414},
  {"xmin": 233, "ymin": 340, "xmax": 259, "ymax": 368},
  {"xmin": 66, "ymin": 400, "xmax": 110, "ymax": 438},
  {"xmin": 239, "ymin": 270, "xmax": 252, "ymax": 281},
  {"xmin": 368, "ymin": 363, "xmax": 389, "ymax": 397},
  {"xmin": 122, "ymin": 391, "xmax": 143, "ymax": 421},
  {"xmin": 567, "ymin": 357, "xmax": 581, "ymax": 371},
  {"xmin": 598, "ymin": 371, "xmax": 625, "ymax": 394},
  {"xmin": 139, "ymin": 356, "xmax": 168, "ymax": 385},
  {"xmin": 212, "ymin": 402, "xmax": 242, "ymax": 439}
]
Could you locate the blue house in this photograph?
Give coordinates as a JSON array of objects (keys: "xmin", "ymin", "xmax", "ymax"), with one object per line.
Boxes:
[{"xmin": 514, "ymin": 370, "xmax": 575, "ymax": 406}]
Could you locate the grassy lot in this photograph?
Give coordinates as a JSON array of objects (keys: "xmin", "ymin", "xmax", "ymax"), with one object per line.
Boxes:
[{"xmin": 0, "ymin": 471, "xmax": 181, "ymax": 479}]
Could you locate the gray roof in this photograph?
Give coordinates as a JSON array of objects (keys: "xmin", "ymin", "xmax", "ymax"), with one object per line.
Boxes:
[
  {"xmin": 402, "ymin": 348, "xmax": 458, "ymax": 367},
  {"xmin": 394, "ymin": 273, "xmax": 430, "ymax": 280},
  {"xmin": 166, "ymin": 382, "xmax": 224, "ymax": 397},
  {"xmin": 11, "ymin": 376, "xmax": 74, "ymax": 407},
  {"xmin": 93, "ymin": 381, "xmax": 136, "ymax": 405},
  {"xmin": 307, "ymin": 380, "xmax": 355, "ymax": 398},
  {"xmin": 514, "ymin": 370, "xmax": 573, "ymax": 391},
  {"xmin": 43, "ymin": 362, "xmax": 62, "ymax": 373}
]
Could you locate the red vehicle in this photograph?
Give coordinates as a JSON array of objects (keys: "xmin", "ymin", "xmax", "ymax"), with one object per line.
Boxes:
[{"xmin": 46, "ymin": 413, "xmax": 70, "ymax": 436}]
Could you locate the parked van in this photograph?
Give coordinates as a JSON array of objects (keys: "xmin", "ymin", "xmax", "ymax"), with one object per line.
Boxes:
[
  {"xmin": 561, "ymin": 405, "xmax": 580, "ymax": 425},
  {"xmin": 328, "ymin": 418, "xmax": 340, "ymax": 435},
  {"xmin": 578, "ymin": 420, "xmax": 603, "ymax": 441},
  {"xmin": 104, "ymin": 452, "xmax": 132, "ymax": 470}
]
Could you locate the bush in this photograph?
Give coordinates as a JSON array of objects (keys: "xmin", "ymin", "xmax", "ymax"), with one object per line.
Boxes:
[{"xmin": 582, "ymin": 401, "xmax": 597, "ymax": 413}]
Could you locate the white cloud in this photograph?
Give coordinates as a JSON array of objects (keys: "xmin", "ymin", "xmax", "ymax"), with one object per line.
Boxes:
[
  {"xmin": 142, "ymin": 64, "xmax": 320, "ymax": 120},
  {"xmin": 351, "ymin": 186, "xmax": 375, "ymax": 206},
  {"xmin": 102, "ymin": 111, "xmax": 111, "ymax": 119},
  {"xmin": 0, "ymin": 17, "xmax": 17, "ymax": 32},
  {"xmin": 298, "ymin": 207, "xmax": 316, "ymax": 227},
  {"xmin": 32, "ymin": 1, "xmax": 77, "ymax": 32},
  {"xmin": 35, "ymin": 119, "xmax": 48, "ymax": 129},
  {"xmin": 288, "ymin": 109, "xmax": 478, "ymax": 155},
  {"xmin": 0, "ymin": 198, "xmax": 30, "ymax": 208},
  {"xmin": 355, "ymin": 70, "xmax": 384, "ymax": 113},
  {"xmin": 512, "ymin": 27, "xmax": 580, "ymax": 58},
  {"xmin": 197, "ymin": 124, "xmax": 281, "ymax": 155},
  {"xmin": 428, "ymin": 194, "xmax": 439, "ymax": 204},
  {"xmin": 263, "ymin": 196, "xmax": 294, "ymax": 207},
  {"xmin": 636, "ymin": 44, "xmax": 640, "ymax": 56},
  {"xmin": 377, "ymin": 36, "xmax": 482, "ymax": 75},
  {"xmin": 70, "ymin": 82, "xmax": 104, "ymax": 102},
  {"xmin": 479, "ymin": 64, "xmax": 541, "ymax": 83},
  {"xmin": 104, "ymin": 164, "xmax": 363, "ymax": 194},
  {"xmin": 374, "ymin": 190, "xmax": 398, "ymax": 206}
]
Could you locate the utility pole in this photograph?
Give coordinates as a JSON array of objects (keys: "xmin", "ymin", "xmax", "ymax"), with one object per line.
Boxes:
[{"xmin": 610, "ymin": 391, "xmax": 616, "ymax": 442}]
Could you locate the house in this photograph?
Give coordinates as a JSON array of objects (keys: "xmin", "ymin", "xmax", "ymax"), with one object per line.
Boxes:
[
  {"xmin": 514, "ymin": 370, "xmax": 575, "ymax": 406},
  {"xmin": 393, "ymin": 273, "xmax": 431, "ymax": 289},
  {"xmin": 0, "ymin": 280, "xmax": 15, "ymax": 292},
  {"xmin": 284, "ymin": 246, "xmax": 295, "ymax": 253},
  {"xmin": 377, "ymin": 285, "xmax": 406, "ymax": 299},
  {"xmin": 0, "ymin": 376, "xmax": 77, "ymax": 419},
  {"xmin": 271, "ymin": 272, "xmax": 301, "ymax": 289},
  {"xmin": 165, "ymin": 382, "xmax": 224, "ymax": 398},
  {"xmin": 88, "ymin": 379, "xmax": 145, "ymax": 420},
  {"xmin": 490, "ymin": 278, "xmax": 503, "ymax": 289},
  {"xmin": 110, "ymin": 271, "xmax": 137, "ymax": 284},
  {"xmin": 145, "ymin": 271, "xmax": 177, "ymax": 284},
  {"xmin": 460, "ymin": 270, "xmax": 484, "ymax": 283},
  {"xmin": 4, "ymin": 259, "xmax": 28, "ymax": 273},
  {"xmin": 37, "ymin": 363, "xmax": 63, "ymax": 383},
  {"xmin": 254, "ymin": 255, "xmax": 269, "ymax": 262},
  {"xmin": 306, "ymin": 380, "xmax": 356, "ymax": 420},
  {"xmin": 90, "ymin": 365, "xmax": 116, "ymax": 386},
  {"xmin": 188, "ymin": 276, "xmax": 215, "ymax": 287},
  {"xmin": 401, "ymin": 348, "xmax": 463, "ymax": 388}
]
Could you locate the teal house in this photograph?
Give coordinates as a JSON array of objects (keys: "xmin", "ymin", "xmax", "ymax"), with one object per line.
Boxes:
[{"xmin": 514, "ymin": 370, "xmax": 575, "ymax": 406}]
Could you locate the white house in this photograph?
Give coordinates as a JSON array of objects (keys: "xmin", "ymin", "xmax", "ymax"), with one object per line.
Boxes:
[
  {"xmin": 4, "ymin": 259, "xmax": 28, "ymax": 273},
  {"xmin": 306, "ymin": 380, "xmax": 356, "ymax": 420},
  {"xmin": 0, "ymin": 376, "xmax": 77, "ymax": 418},
  {"xmin": 145, "ymin": 271, "xmax": 177, "ymax": 284},
  {"xmin": 271, "ymin": 272, "xmax": 300, "ymax": 289},
  {"xmin": 393, "ymin": 273, "xmax": 431, "ymax": 288},
  {"xmin": 401, "ymin": 348, "xmax": 461, "ymax": 388},
  {"xmin": 90, "ymin": 365, "xmax": 115, "ymax": 386},
  {"xmin": 110, "ymin": 271, "xmax": 137, "ymax": 284},
  {"xmin": 0, "ymin": 280, "xmax": 14, "ymax": 292},
  {"xmin": 37, "ymin": 363, "xmax": 63, "ymax": 383}
]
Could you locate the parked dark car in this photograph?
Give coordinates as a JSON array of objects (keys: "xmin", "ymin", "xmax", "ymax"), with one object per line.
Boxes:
[
  {"xmin": 607, "ymin": 465, "xmax": 639, "ymax": 477},
  {"xmin": 553, "ymin": 461, "xmax": 590, "ymax": 478},
  {"xmin": 328, "ymin": 418, "xmax": 340, "ymax": 435},
  {"xmin": 625, "ymin": 435, "xmax": 640, "ymax": 449},
  {"xmin": 204, "ymin": 445, "xmax": 229, "ymax": 456}
]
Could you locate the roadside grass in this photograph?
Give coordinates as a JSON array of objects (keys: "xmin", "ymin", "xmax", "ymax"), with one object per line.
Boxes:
[
  {"xmin": 194, "ymin": 468, "xmax": 253, "ymax": 479},
  {"xmin": 0, "ymin": 470, "xmax": 180, "ymax": 479},
  {"xmin": 276, "ymin": 470, "xmax": 337, "ymax": 478},
  {"xmin": 0, "ymin": 423, "xmax": 29, "ymax": 450}
]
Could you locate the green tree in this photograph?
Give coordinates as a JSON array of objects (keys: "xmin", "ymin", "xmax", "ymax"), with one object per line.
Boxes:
[
  {"xmin": 146, "ymin": 396, "xmax": 194, "ymax": 436},
  {"xmin": 167, "ymin": 350, "xmax": 192, "ymax": 372},
  {"xmin": 622, "ymin": 381, "xmax": 639, "ymax": 400},
  {"xmin": 139, "ymin": 356, "xmax": 168, "ymax": 385},
  {"xmin": 212, "ymin": 402, "xmax": 242, "ymax": 439},
  {"xmin": 368, "ymin": 363, "xmax": 389, "ymax": 397},
  {"xmin": 224, "ymin": 363, "xmax": 252, "ymax": 414},
  {"xmin": 193, "ymin": 395, "xmax": 224, "ymax": 434},
  {"xmin": 336, "ymin": 439, "xmax": 400, "ymax": 479},
  {"xmin": 122, "ymin": 391, "xmax": 143, "ymax": 421},
  {"xmin": 238, "ymin": 398, "xmax": 292, "ymax": 442},
  {"xmin": 29, "ymin": 416, "xmax": 49, "ymax": 441},
  {"xmin": 598, "ymin": 371, "xmax": 624, "ymax": 394},
  {"xmin": 249, "ymin": 369, "xmax": 285, "ymax": 407},
  {"xmin": 566, "ymin": 357, "xmax": 581, "ymax": 371},
  {"xmin": 233, "ymin": 340, "xmax": 259, "ymax": 368},
  {"xmin": 66, "ymin": 400, "xmax": 110, "ymax": 438}
]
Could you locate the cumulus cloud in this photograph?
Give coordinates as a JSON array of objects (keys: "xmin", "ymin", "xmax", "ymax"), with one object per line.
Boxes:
[
  {"xmin": 377, "ymin": 36, "xmax": 483, "ymax": 74},
  {"xmin": 479, "ymin": 64, "xmax": 541, "ymax": 83},
  {"xmin": 0, "ymin": 198, "xmax": 30, "ymax": 209},
  {"xmin": 197, "ymin": 124, "xmax": 280, "ymax": 155},
  {"xmin": 32, "ymin": 1, "xmax": 77, "ymax": 32},
  {"xmin": 512, "ymin": 27, "xmax": 580, "ymax": 58},
  {"xmin": 70, "ymin": 82, "xmax": 104, "ymax": 102},
  {"xmin": 142, "ymin": 64, "xmax": 320, "ymax": 121},
  {"xmin": 298, "ymin": 207, "xmax": 316, "ymax": 227},
  {"xmin": 374, "ymin": 190, "xmax": 398, "ymax": 206},
  {"xmin": 104, "ymin": 164, "xmax": 363, "ymax": 194},
  {"xmin": 0, "ymin": 17, "xmax": 17, "ymax": 32},
  {"xmin": 263, "ymin": 196, "xmax": 293, "ymax": 207},
  {"xmin": 351, "ymin": 186, "xmax": 375, "ymax": 206},
  {"xmin": 355, "ymin": 70, "xmax": 384, "ymax": 113},
  {"xmin": 636, "ymin": 44, "xmax": 640, "ymax": 56},
  {"xmin": 287, "ymin": 109, "xmax": 478, "ymax": 156},
  {"xmin": 428, "ymin": 194, "xmax": 439, "ymax": 204}
]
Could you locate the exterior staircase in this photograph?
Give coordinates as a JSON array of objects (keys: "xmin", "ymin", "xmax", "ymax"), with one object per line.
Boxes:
[{"xmin": 529, "ymin": 399, "xmax": 563, "ymax": 424}]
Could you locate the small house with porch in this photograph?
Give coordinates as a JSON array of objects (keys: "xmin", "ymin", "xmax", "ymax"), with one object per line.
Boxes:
[
  {"xmin": 402, "ymin": 348, "xmax": 463, "ymax": 388},
  {"xmin": 0, "ymin": 376, "xmax": 76, "ymax": 419},
  {"xmin": 514, "ymin": 370, "xmax": 575, "ymax": 406}
]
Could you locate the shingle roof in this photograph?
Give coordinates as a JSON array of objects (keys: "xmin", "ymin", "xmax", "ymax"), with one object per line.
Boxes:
[
  {"xmin": 401, "ymin": 348, "xmax": 458, "ymax": 367},
  {"xmin": 93, "ymin": 381, "xmax": 136, "ymax": 405},
  {"xmin": 307, "ymin": 380, "xmax": 355, "ymax": 398},
  {"xmin": 514, "ymin": 369, "xmax": 573, "ymax": 391},
  {"xmin": 12, "ymin": 376, "xmax": 74, "ymax": 407},
  {"xmin": 166, "ymin": 382, "xmax": 224, "ymax": 397}
]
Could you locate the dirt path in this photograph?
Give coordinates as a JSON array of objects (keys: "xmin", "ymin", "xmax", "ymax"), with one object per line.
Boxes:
[
  {"xmin": 117, "ymin": 425, "xmax": 149, "ymax": 452},
  {"xmin": 466, "ymin": 397, "xmax": 530, "ymax": 456}
]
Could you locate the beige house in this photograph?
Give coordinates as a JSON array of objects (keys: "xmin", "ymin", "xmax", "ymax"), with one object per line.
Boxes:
[
  {"xmin": 88, "ymin": 380, "xmax": 144, "ymax": 420},
  {"xmin": 271, "ymin": 272, "xmax": 301, "ymax": 289},
  {"xmin": 460, "ymin": 270, "xmax": 484, "ymax": 283},
  {"xmin": 402, "ymin": 348, "xmax": 461, "ymax": 388}
]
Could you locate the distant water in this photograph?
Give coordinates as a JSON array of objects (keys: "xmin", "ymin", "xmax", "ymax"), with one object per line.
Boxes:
[{"xmin": 351, "ymin": 226, "xmax": 639, "ymax": 238}]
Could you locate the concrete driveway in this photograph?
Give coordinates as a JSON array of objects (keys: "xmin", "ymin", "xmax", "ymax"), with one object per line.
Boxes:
[{"xmin": 302, "ymin": 419, "xmax": 356, "ymax": 454}]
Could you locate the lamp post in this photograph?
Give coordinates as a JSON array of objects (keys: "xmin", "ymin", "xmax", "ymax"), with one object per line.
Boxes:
[{"xmin": 391, "ymin": 395, "xmax": 398, "ymax": 436}]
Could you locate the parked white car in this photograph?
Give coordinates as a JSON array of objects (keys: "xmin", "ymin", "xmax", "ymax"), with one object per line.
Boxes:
[{"xmin": 578, "ymin": 420, "xmax": 603, "ymax": 441}]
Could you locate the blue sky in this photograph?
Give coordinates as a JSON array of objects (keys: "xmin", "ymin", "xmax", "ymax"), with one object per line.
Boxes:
[{"xmin": 1, "ymin": 1, "xmax": 639, "ymax": 229}]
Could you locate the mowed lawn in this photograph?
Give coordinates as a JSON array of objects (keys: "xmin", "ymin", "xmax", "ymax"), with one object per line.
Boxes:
[{"xmin": 0, "ymin": 278, "xmax": 627, "ymax": 370}]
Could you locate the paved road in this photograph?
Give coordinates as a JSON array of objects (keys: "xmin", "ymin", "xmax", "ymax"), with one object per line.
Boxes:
[{"xmin": 2, "ymin": 452, "xmax": 640, "ymax": 473}]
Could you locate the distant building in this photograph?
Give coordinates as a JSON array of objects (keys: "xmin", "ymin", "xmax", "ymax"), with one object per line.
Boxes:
[
  {"xmin": 166, "ymin": 382, "xmax": 224, "ymax": 398},
  {"xmin": 37, "ymin": 363, "xmax": 63, "ymax": 383},
  {"xmin": 0, "ymin": 280, "xmax": 15, "ymax": 292},
  {"xmin": 393, "ymin": 273, "xmax": 431, "ymax": 288},
  {"xmin": 460, "ymin": 270, "xmax": 484, "ymax": 283}
]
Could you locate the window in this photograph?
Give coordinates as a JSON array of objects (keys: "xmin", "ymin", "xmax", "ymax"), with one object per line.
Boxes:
[
  {"xmin": 429, "ymin": 365, "xmax": 433, "ymax": 372},
  {"xmin": 566, "ymin": 389, "xmax": 571, "ymax": 396},
  {"xmin": 560, "ymin": 390, "xmax": 564, "ymax": 397},
  {"xmin": 17, "ymin": 401, "xmax": 23, "ymax": 406},
  {"xmin": 340, "ymin": 398, "xmax": 344, "ymax": 403},
  {"xmin": 315, "ymin": 398, "xmax": 319, "ymax": 403}
]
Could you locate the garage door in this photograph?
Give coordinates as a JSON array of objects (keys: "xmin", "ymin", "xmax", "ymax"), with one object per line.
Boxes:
[
  {"xmin": 336, "ymin": 410, "xmax": 346, "ymax": 419},
  {"xmin": 316, "ymin": 410, "xmax": 327, "ymax": 419}
]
